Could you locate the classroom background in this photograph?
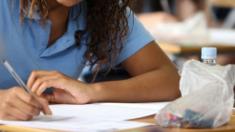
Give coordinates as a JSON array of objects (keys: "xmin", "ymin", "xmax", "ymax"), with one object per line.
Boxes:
[
  {"xmin": 82, "ymin": 0, "xmax": 235, "ymax": 82},
  {"xmin": 132, "ymin": 0, "xmax": 235, "ymax": 69}
]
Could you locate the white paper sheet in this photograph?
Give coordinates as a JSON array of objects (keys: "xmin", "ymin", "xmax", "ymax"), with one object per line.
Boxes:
[
  {"xmin": 48, "ymin": 102, "xmax": 169, "ymax": 122},
  {"xmin": 0, "ymin": 102, "xmax": 169, "ymax": 131}
]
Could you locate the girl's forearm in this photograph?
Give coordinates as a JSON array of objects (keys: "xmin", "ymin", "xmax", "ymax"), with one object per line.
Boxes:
[{"xmin": 88, "ymin": 66, "xmax": 180, "ymax": 103}]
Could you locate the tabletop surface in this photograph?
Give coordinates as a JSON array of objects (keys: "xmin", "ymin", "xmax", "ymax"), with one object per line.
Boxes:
[
  {"xmin": 158, "ymin": 42, "xmax": 235, "ymax": 55},
  {"xmin": 124, "ymin": 114, "xmax": 235, "ymax": 132},
  {"xmin": 209, "ymin": 0, "xmax": 235, "ymax": 8},
  {"xmin": 0, "ymin": 114, "xmax": 235, "ymax": 132}
]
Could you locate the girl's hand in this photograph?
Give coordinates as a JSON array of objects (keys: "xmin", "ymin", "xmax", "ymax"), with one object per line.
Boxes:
[
  {"xmin": 0, "ymin": 87, "xmax": 51, "ymax": 121},
  {"xmin": 27, "ymin": 71, "xmax": 93, "ymax": 104}
]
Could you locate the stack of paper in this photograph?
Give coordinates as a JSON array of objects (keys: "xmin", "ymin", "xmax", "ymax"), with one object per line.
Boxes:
[{"xmin": 0, "ymin": 102, "xmax": 169, "ymax": 132}]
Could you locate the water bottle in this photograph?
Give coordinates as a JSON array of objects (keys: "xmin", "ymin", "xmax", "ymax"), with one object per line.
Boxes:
[{"xmin": 201, "ymin": 47, "xmax": 217, "ymax": 65}]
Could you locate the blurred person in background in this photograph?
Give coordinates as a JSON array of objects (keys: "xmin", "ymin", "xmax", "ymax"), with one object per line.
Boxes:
[
  {"xmin": 135, "ymin": 0, "xmax": 235, "ymax": 65},
  {"xmin": 135, "ymin": 0, "xmax": 205, "ymax": 30}
]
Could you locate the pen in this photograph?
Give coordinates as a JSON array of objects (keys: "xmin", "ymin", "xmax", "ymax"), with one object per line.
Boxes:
[
  {"xmin": 1, "ymin": 59, "xmax": 31, "ymax": 93},
  {"xmin": 1, "ymin": 59, "xmax": 52, "ymax": 115}
]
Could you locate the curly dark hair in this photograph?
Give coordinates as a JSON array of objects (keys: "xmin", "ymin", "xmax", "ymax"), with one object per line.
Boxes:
[{"xmin": 19, "ymin": 0, "xmax": 133, "ymax": 79}]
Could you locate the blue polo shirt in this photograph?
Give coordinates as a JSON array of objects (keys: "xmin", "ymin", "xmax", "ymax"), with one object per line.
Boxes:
[{"xmin": 0, "ymin": 0, "xmax": 154, "ymax": 89}]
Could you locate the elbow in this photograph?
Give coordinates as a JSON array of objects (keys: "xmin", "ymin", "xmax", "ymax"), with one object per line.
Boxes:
[
  {"xmin": 169, "ymin": 86, "xmax": 181, "ymax": 101},
  {"xmin": 168, "ymin": 70, "xmax": 181, "ymax": 101},
  {"xmin": 161, "ymin": 66, "xmax": 181, "ymax": 101}
]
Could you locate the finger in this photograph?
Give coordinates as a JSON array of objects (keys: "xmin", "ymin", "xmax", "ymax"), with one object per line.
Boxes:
[
  {"xmin": 31, "ymin": 75, "xmax": 58, "ymax": 93},
  {"xmin": 15, "ymin": 88, "xmax": 42, "ymax": 109},
  {"xmin": 12, "ymin": 95, "xmax": 40, "ymax": 117},
  {"xmin": 36, "ymin": 97, "xmax": 52, "ymax": 115},
  {"xmin": 7, "ymin": 105, "xmax": 34, "ymax": 121},
  {"xmin": 0, "ymin": 100, "xmax": 33, "ymax": 121},
  {"xmin": 0, "ymin": 112, "xmax": 27, "ymax": 121},
  {"xmin": 42, "ymin": 94, "xmax": 57, "ymax": 104},
  {"xmin": 35, "ymin": 78, "xmax": 67, "ymax": 96},
  {"xmin": 43, "ymin": 89, "xmax": 77, "ymax": 104},
  {"xmin": 36, "ymin": 79, "xmax": 59, "ymax": 96},
  {"xmin": 27, "ymin": 70, "xmax": 55, "ymax": 90}
]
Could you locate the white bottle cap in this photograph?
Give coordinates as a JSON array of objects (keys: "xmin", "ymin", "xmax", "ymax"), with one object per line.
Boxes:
[{"xmin": 201, "ymin": 47, "xmax": 217, "ymax": 60}]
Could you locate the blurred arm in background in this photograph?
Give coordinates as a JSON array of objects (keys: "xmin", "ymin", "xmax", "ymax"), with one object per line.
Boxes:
[{"xmin": 137, "ymin": 0, "xmax": 206, "ymax": 29}]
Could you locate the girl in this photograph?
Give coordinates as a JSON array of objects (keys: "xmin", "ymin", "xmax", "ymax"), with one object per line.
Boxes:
[{"xmin": 0, "ymin": 0, "xmax": 180, "ymax": 120}]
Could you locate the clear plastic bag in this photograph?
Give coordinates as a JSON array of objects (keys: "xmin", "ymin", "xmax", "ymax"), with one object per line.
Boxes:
[{"xmin": 156, "ymin": 60, "xmax": 235, "ymax": 128}]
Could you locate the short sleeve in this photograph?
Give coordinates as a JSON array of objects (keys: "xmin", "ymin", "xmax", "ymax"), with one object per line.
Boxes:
[{"xmin": 115, "ymin": 8, "xmax": 154, "ymax": 65}]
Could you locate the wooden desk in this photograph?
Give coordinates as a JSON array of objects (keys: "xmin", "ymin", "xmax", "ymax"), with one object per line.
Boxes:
[
  {"xmin": 123, "ymin": 114, "xmax": 235, "ymax": 132},
  {"xmin": 209, "ymin": 0, "xmax": 235, "ymax": 8},
  {"xmin": 1, "ymin": 115, "xmax": 235, "ymax": 132},
  {"xmin": 158, "ymin": 42, "xmax": 235, "ymax": 55}
]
